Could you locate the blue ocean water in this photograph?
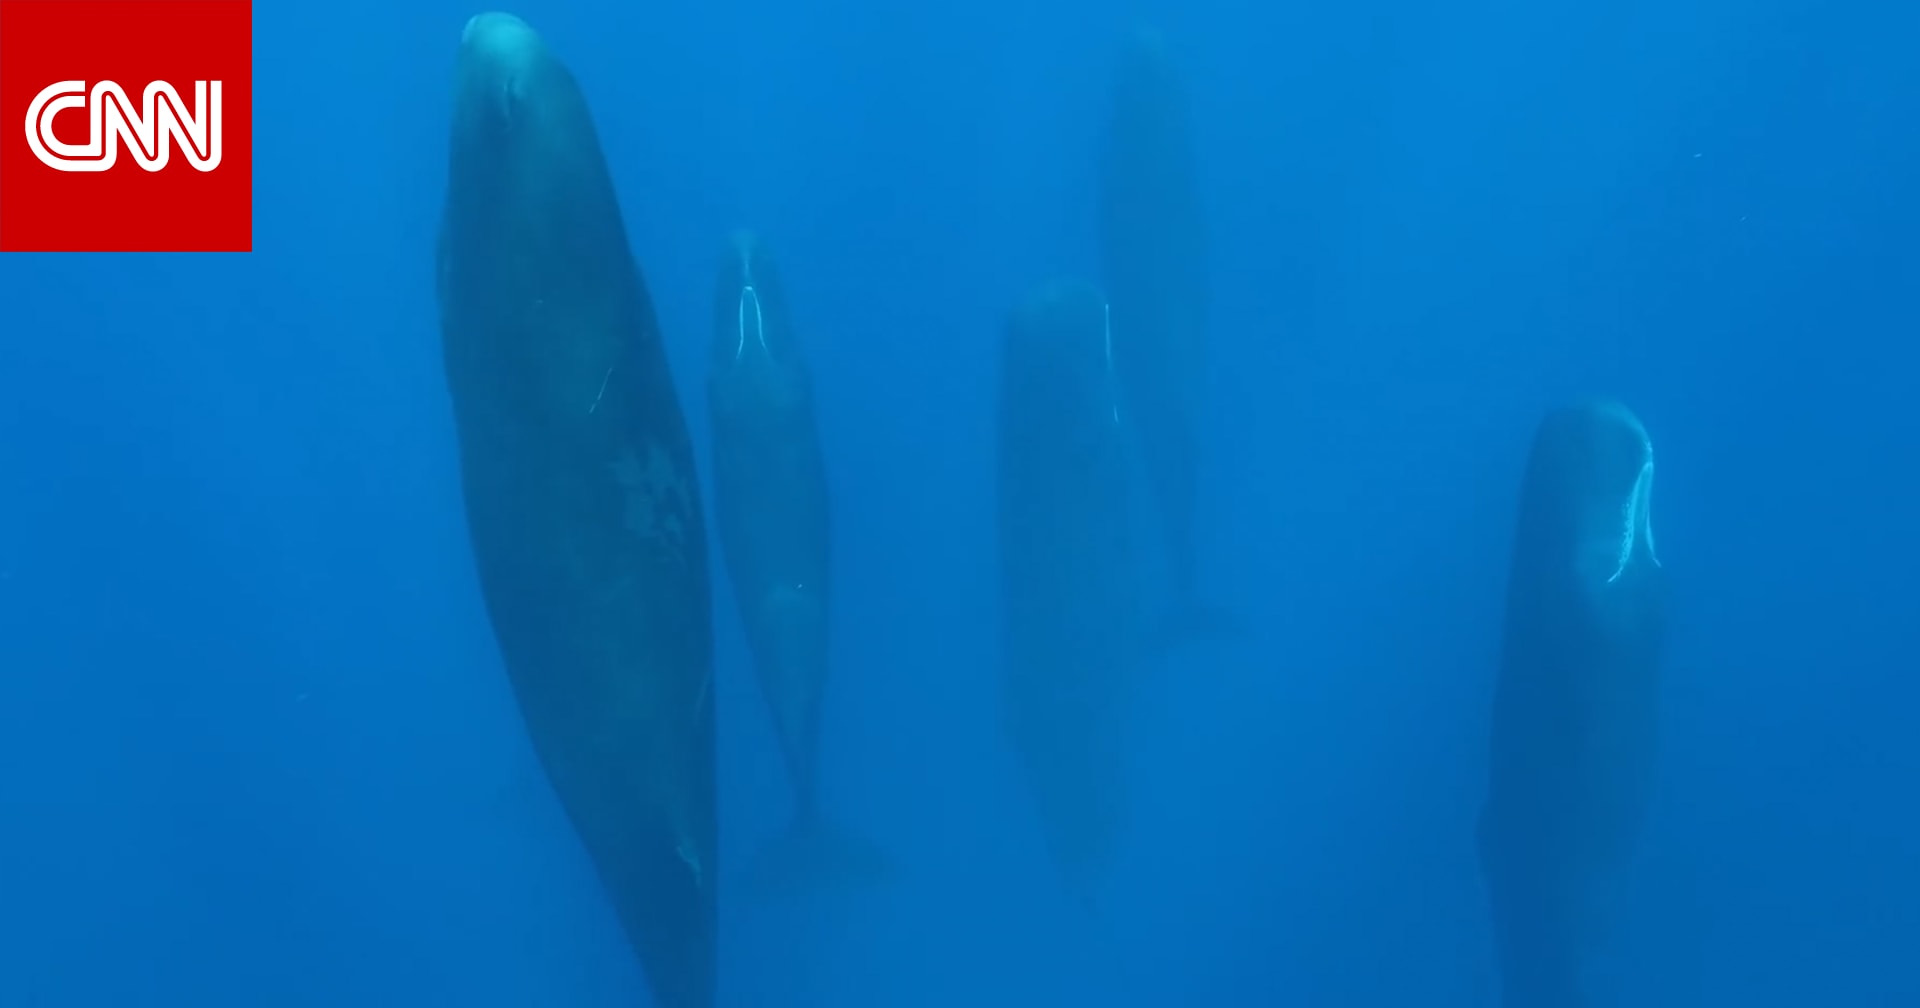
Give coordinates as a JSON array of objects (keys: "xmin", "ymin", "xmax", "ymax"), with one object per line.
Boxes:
[{"xmin": 1, "ymin": 0, "xmax": 1916, "ymax": 1005}]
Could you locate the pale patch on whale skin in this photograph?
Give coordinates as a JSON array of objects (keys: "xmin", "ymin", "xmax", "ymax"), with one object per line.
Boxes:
[
  {"xmin": 734, "ymin": 241, "xmax": 770, "ymax": 362},
  {"xmin": 1589, "ymin": 401, "xmax": 1666, "ymax": 583},
  {"xmin": 607, "ymin": 441, "xmax": 700, "ymax": 584},
  {"xmin": 736, "ymin": 285, "xmax": 766, "ymax": 361},
  {"xmin": 1608, "ymin": 439, "xmax": 1660, "ymax": 584}
]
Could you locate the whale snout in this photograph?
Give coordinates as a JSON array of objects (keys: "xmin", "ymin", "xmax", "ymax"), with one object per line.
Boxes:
[
  {"xmin": 713, "ymin": 231, "xmax": 795, "ymax": 369},
  {"xmin": 461, "ymin": 12, "xmax": 541, "ymax": 63},
  {"xmin": 723, "ymin": 230, "xmax": 766, "ymax": 290},
  {"xmin": 457, "ymin": 12, "xmax": 549, "ymax": 114},
  {"xmin": 1584, "ymin": 399, "xmax": 1654, "ymax": 493},
  {"xmin": 729, "ymin": 229, "xmax": 763, "ymax": 262},
  {"xmin": 1559, "ymin": 399, "xmax": 1660, "ymax": 582}
]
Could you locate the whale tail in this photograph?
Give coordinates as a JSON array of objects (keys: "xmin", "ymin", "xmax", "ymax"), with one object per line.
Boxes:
[{"xmin": 746, "ymin": 808, "xmax": 891, "ymax": 902}]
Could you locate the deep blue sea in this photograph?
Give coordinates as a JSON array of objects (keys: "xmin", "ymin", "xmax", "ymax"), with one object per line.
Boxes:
[{"xmin": 2, "ymin": 0, "xmax": 1916, "ymax": 1005}]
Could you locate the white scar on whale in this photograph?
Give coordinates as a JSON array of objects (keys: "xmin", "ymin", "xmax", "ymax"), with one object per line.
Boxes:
[
  {"xmin": 1608, "ymin": 430, "xmax": 1661, "ymax": 584},
  {"xmin": 588, "ymin": 363, "xmax": 614, "ymax": 414},
  {"xmin": 735, "ymin": 245, "xmax": 768, "ymax": 362}
]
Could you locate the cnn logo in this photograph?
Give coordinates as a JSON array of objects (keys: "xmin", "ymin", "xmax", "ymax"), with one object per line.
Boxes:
[
  {"xmin": 0, "ymin": 0, "xmax": 251, "ymax": 253},
  {"xmin": 25, "ymin": 79, "xmax": 223, "ymax": 173}
]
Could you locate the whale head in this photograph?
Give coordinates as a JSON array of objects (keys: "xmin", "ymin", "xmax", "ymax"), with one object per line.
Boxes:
[
  {"xmin": 455, "ymin": 13, "xmax": 551, "ymax": 135},
  {"xmin": 439, "ymin": 10, "xmax": 627, "ymax": 327},
  {"xmin": 711, "ymin": 230, "xmax": 797, "ymax": 372},
  {"xmin": 1564, "ymin": 399, "xmax": 1661, "ymax": 586},
  {"xmin": 444, "ymin": 11, "xmax": 609, "ymax": 221}
]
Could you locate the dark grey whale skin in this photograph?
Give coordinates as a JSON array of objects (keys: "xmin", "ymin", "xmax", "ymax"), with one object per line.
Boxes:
[
  {"xmin": 706, "ymin": 232, "xmax": 833, "ymax": 822},
  {"xmin": 435, "ymin": 14, "xmax": 715, "ymax": 1008},
  {"xmin": 996, "ymin": 279, "xmax": 1142, "ymax": 906},
  {"xmin": 1478, "ymin": 399, "xmax": 1668, "ymax": 1008},
  {"xmin": 1097, "ymin": 27, "xmax": 1211, "ymax": 631}
]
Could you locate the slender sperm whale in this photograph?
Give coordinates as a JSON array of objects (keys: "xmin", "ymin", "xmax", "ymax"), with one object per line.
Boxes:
[
  {"xmin": 1478, "ymin": 399, "xmax": 1669, "ymax": 1008},
  {"xmin": 1097, "ymin": 26, "xmax": 1224, "ymax": 641},
  {"xmin": 997, "ymin": 279, "xmax": 1143, "ymax": 906},
  {"xmin": 707, "ymin": 232, "xmax": 883, "ymax": 893},
  {"xmin": 436, "ymin": 13, "xmax": 716, "ymax": 1008}
]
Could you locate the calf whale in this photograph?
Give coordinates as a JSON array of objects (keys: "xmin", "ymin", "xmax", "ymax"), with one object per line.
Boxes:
[
  {"xmin": 1478, "ymin": 399, "xmax": 1668, "ymax": 1008},
  {"xmin": 436, "ymin": 13, "xmax": 716, "ymax": 1008},
  {"xmin": 707, "ymin": 231, "xmax": 884, "ymax": 894}
]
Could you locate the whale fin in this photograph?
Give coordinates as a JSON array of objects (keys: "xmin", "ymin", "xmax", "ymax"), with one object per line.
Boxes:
[{"xmin": 745, "ymin": 810, "xmax": 891, "ymax": 902}]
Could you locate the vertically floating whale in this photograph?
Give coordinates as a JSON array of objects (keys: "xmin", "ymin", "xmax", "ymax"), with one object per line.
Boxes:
[
  {"xmin": 436, "ymin": 14, "xmax": 715, "ymax": 1008},
  {"xmin": 1478, "ymin": 399, "xmax": 1668, "ymax": 1008},
  {"xmin": 706, "ymin": 232, "xmax": 882, "ymax": 893},
  {"xmin": 997, "ymin": 279, "xmax": 1141, "ymax": 906},
  {"xmin": 1097, "ymin": 26, "xmax": 1221, "ymax": 640}
]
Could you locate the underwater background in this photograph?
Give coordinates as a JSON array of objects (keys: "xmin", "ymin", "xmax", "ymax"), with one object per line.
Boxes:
[{"xmin": 1, "ymin": 0, "xmax": 1917, "ymax": 1005}]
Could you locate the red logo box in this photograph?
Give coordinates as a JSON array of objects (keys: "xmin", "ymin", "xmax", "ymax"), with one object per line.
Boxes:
[{"xmin": 0, "ymin": 0, "xmax": 252, "ymax": 252}]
